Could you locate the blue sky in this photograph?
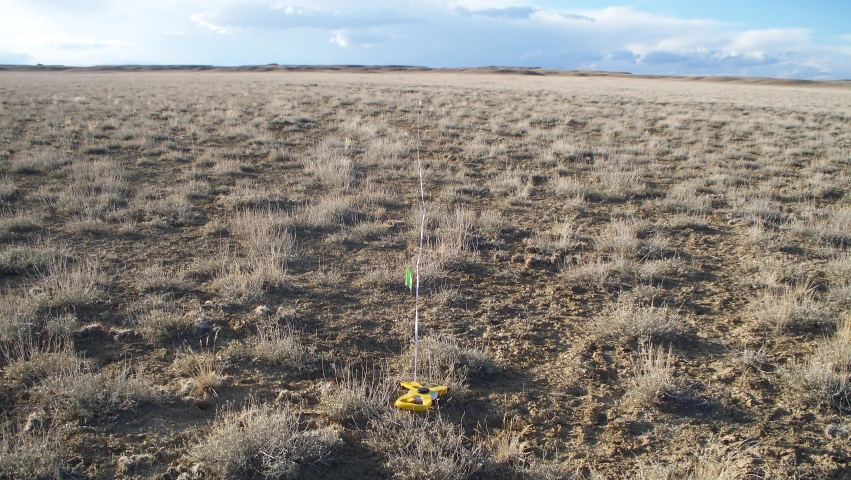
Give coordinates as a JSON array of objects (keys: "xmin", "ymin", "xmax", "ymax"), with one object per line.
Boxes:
[{"xmin": 0, "ymin": 0, "xmax": 849, "ymax": 79}]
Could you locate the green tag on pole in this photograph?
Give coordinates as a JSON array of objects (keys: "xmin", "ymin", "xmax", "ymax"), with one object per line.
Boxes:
[{"xmin": 405, "ymin": 267, "xmax": 413, "ymax": 291}]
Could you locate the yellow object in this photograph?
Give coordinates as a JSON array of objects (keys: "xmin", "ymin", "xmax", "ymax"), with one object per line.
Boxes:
[{"xmin": 394, "ymin": 381, "xmax": 448, "ymax": 412}]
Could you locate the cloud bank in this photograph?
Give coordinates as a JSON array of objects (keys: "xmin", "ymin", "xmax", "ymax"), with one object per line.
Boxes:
[{"xmin": 0, "ymin": 0, "xmax": 848, "ymax": 79}]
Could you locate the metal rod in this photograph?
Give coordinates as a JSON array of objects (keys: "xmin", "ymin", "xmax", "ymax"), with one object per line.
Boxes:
[{"xmin": 413, "ymin": 101, "xmax": 425, "ymax": 382}]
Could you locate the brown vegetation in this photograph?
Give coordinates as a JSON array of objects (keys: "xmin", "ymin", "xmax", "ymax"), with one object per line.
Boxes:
[{"xmin": 1, "ymin": 69, "xmax": 850, "ymax": 478}]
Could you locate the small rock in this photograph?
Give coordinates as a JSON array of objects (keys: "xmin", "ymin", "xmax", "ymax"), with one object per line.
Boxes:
[
  {"xmin": 825, "ymin": 424, "xmax": 851, "ymax": 439},
  {"xmin": 76, "ymin": 323, "xmax": 106, "ymax": 337},
  {"xmin": 711, "ymin": 367, "xmax": 737, "ymax": 382},
  {"xmin": 254, "ymin": 305, "xmax": 270, "ymax": 315},
  {"xmin": 276, "ymin": 389, "xmax": 302, "ymax": 404},
  {"xmin": 28, "ymin": 286, "xmax": 45, "ymax": 296},
  {"xmin": 110, "ymin": 328, "xmax": 134, "ymax": 341},
  {"xmin": 23, "ymin": 411, "xmax": 44, "ymax": 433}
]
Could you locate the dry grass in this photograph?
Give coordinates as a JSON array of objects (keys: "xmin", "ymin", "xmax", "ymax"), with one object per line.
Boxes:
[
  {"xmin": 133, "ymin": 305, "xmax": 195, "ymax": 342},
  {"xmin": 9, "ymin": 149, "xmax": 69, "ymax": 174},
  {"xmin": 188, "ymin": 401, "xmax": 341, "ymax": 479},
  {"xmin": 786, "ymin": 315, "xmax": 851, "ymax": 411},
  {"xmin": 1, "ymin": 70, "xmax": 850, "ymax": 478},
  {"xmin": 0, "ymin": 424, "xmax": 66, "ymax": 479},
  {"xmin": 625, "ymin": 343, "xmax": 680, "ymax": 408},
  {"xmin": 228, "ymin": 319, "xmax": 312, "ymax": 367},
  {"xmin": 749, "ymin": 280, "xmax": 829, "ymax": 332},
  {"xmin": 136, "ymin": 262, "xmax": 193, "ymax": 293},
  {"xmin": 31, "ymin": 256, "xmax": 104, "ymax": 311},
  {"xmin": 319, "ymin": 365, "xmax": 395, "ymax": 426},
  {"xmin": 594, "ymin": 295, "xmax": 680, "ymax": 345},
  {"xmin": 228, "ymin": 207, "xmax": 295, "ymax": 283},
  {"xmin": 0, "ymin": 236, "xmax": 71, "ymax": 274},
  {"xmin": 2, "ymin": 334, "xmax": 78, "ymax": 387},
  {"xmin": 404, "ymin": 335, "xmax": 503, "ymax": 394},
  {"xmin": 38, "ymin": 359, "xmax": 157, "ymax": 422},
  {"xmin": 636, "ymin": 437, "xmax": 754, "ymax": 479},
  {"xmin": 174, "ymin": 350, "xmax": 224, "ymax": 399},
  {"xmin": 0, "ymin": 209, "xmax": 41, "ymax": 241},
  {"xmin": 366, "ymin": 411, "xmax": 486, "ymax": 480}
]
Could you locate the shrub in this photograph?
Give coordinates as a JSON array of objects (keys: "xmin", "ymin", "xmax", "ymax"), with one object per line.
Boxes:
[
  {"xmin": 173, "ymin": 350, "xmax": 224, "ymax": 400},
  {"xmin": 749, "ymin": 281, "xmax": 828, "ymax": 332},
  {"xmin": 593, "ymin": 295, "xmax": 679, "ymax": 345},
  {"xmin": 32, "ymin": 256, "xmax": 104, "ymax": 311},
  {"xmin": 624, "ymin": 343, "xmax": 679, "ymax": 408},
  {"xmin": 0, "ymin": 424, "xmax": 66, "ymax": 479},
  {"xmin": 188, "ymin": 401, "xmax": 341, "ymax": 479},
  {"xmin": 229, "ymin": 320, "xmax": 312, "ymax": 368},
  {"xmin": 38, "ymin": 360, "xmax": 157, "ymax": 422},
  {"xmin": 404, "ymin": 335, "xmax": 503, "ymax": 395},
  {"xmin": 367, "ymin": 411, "xmax": 486, "ymax": 480},
  {"xmin": 318, "ymin": 366, "xmax": 395, "ymax": 426},
  {"xmin": 785, "ymin": 315, "xmax": 851, "ymax": 411}
]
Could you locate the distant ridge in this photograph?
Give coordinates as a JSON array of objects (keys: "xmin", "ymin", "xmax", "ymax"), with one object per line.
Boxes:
[{"xmin": 0, "ymin": 64, "xmax": 848, "ymax": 87}]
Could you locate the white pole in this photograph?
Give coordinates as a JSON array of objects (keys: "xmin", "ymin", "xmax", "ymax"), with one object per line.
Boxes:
[{"xmin": 413, "ymin": 101, "xmax": 425, "ymax": 382}]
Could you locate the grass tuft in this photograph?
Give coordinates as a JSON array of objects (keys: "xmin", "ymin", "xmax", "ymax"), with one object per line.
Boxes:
[{"xmin": 188, "ymin": 400, "xmax": 340, "ymax": 479}]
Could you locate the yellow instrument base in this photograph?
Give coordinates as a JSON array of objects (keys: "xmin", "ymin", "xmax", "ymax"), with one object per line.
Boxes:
[{"xmin": 394, "ymin": 381, "xmax": 448, "ymax": 412}]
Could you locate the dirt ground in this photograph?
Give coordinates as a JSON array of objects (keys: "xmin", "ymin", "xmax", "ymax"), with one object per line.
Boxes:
[{"xmin": 1, "ymin": 67, "xmax": 851, "ymax": 479}]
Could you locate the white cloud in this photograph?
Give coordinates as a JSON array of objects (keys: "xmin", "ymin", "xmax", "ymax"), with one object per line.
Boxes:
[
  {"xmin": 195, "ymin": 4, "xmax": 421, "ymax": 31},
  {"xmin": 329, "ymin": 29, "xmax": 386, "ymax": 48},
  {"xmin": 190, "ymin": 12, "xmax": 238, "ymax": 34},
  {"xmin": 731, "ymin": 28, "xmax": 810, "ymax": 51},
  {"xmin": 329, "ymin": 30, "xmax": 349, "ymax": 47},
  {"xmin": 0, "ymin": 0, "xmax": 847, "ymax": 78}
]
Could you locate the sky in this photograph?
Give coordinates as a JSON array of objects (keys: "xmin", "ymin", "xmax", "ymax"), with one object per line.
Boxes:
[{"xmin": 0, "ymin": 0, "xmax": 849, "ymax": 79}]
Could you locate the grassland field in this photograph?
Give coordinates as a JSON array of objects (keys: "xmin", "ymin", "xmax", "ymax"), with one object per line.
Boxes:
[{"xmin": 1, "ymin": 67, "xmax": 851, "ymax": 479}]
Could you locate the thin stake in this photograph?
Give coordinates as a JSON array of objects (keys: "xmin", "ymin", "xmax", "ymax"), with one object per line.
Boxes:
[{"xmin": 413, "ymin": 100, "xmax": 425, "ymax": 382}]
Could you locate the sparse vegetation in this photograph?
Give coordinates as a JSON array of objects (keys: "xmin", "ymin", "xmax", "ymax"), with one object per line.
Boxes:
[
  {"xmin": 625, "ymin": 343, "xmax": 680, "ymax": 408},
  {"xmin": 593, "ymin": 294, "xmax": 679, "ymax": 345},
  {"xmin": 367, "ymin": 411, "xmax": 487, "ymax": 480},
  {"xmin": 38, "ymin": 358, "xmax": 157, "ymax": 422},
  {"xmin": 1, "ymin": 68, "xmax": 849, "ymax": 478},
  {"xmin": 189, "ymin": 401, "xmax": 341, "ymax": 478},
  {"xmin": 229, "ymin": 319, "xmax": 313, "ymax": 367}
]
